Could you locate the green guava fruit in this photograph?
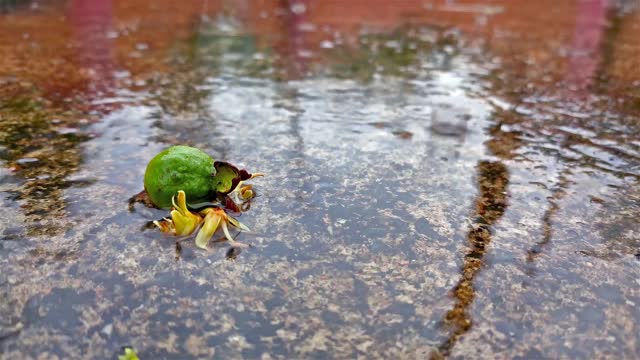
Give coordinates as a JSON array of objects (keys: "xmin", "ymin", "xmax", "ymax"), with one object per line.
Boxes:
[{"xmin": 144, "ymin": 145, "xmax": 216, "ymax": 209}]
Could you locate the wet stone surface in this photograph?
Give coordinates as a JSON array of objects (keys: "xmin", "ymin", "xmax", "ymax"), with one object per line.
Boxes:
[{"xmin": 1, "ymin": 1, "xmax": 639, "ymax": 359}]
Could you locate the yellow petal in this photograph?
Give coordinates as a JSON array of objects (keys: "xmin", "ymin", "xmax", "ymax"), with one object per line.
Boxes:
[
  {"xmin": 239, "ymin": 184, "xmax": 254, "ymax": 200},
  {"xmin": 220, "ymin": 219, "xmax": 234, "ymax": 242},
  {"xmin": 226, "ymin": 213, "xmax": 250, "ymax": 232},
  {"xmin": 195, "ymin": 211, "xmax": 222, "ymax": 249},
  {"xmin": 171, "ymin": 205, "xmax": 202, "ymax": 237},
  {"xmin": 172, "ymin": 190, "xmax": 190, "ymax": 216},
  {"xmin": 220, "ymin": 220, "xmax": 250, "ymax": 248}
]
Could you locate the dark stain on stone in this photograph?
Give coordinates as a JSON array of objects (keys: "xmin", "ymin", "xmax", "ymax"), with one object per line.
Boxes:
[
  {"xmin": 435, "ymin": 161, "xmax": 509, "ymax": 357},
  {"xmin": 1, "ymin": 227, "xmax": 23, "ymax": 241},
  {"xmin": 175, "ymin": 241, "xmax": 182, "ymax": 261},
  {"xmin": 23, "ymin": 287, "xmax": 96, "ymax": 330}
]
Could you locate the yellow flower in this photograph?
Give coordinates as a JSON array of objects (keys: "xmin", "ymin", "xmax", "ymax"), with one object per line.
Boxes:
[
  {"xmin": 195, "ymin": 208, "xmax": 249, "ymax": 249},
  {"xmin": 239, "ymin": 184, "xmax": 254, "ymax": 199},
  {"xmin": 170, "ymin": 190, "xmax": 202, "ymax": 236},
  {"xmin": 154, "ymin": 190, "xmax": 202, "ymax": 236},
  {"xmin": 154, "ymin": 190, "xmax": 251, "ymax": 249},
  {"xmin": 229, "ymin": 176, "xmax": 262, "ymax": 204}
]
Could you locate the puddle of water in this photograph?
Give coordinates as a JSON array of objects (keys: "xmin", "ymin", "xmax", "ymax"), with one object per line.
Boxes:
[{"xmin": 1, "ymin": 1, "xmax": 639, "ymax": 359}]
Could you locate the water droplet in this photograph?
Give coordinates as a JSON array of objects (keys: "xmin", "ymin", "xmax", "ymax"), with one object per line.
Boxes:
[
  {"xmin": 113, "ymin": 70, "xmax": 131, "ymax": 79},
  {"xmin": 15, "ymin": 158, "xmax": 39, "ymax": 165},
  {"xmin": 297, "ymin": 49, "xmax": 313, "ymax": 58},
  {"xmin": 320, "ymin": 40, "xmax": 334, "ymax": 49},
  {"xmin": 298, "ymin": 23, "xmax": 316, "ymax": 32},
  {"xmin": 290, "ymin": 3, "xmax": 306, "ymax": 14},
  {"xmin": 56, "ymin": 127, "xmax": 78, "ymax": 135}
]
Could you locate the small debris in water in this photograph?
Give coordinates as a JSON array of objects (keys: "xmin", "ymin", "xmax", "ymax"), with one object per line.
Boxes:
[
  {"xmin": 392, "ymin": 130, "xmax": 414, "ymax": 139},
  {"xmin": 226, "ymin": 247, "xmax": 241, "ymax": 260}
]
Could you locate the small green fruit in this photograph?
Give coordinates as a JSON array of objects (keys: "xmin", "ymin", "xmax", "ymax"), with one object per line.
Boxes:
[{"xmin": 144, "ymin": 145, "xmax": 216, "ymax": 209}]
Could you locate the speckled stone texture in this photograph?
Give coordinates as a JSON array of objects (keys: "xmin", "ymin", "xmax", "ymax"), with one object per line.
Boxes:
[{"xmin": 1, "ymin": 2, "xmax": 639, "ymax": 359}]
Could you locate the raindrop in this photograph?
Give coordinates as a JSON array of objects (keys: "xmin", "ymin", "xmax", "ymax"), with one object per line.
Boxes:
[
  {"xmin": 113, "ymin": 70, "xmax": 131, "ymax": 79},
  {"xmin": 384, "ymin": 40, "xmax": 401, "ymax": 49},
  {"xmin": 298, "ymin": 23, "xmax": 316, "ymax": 32},
  {"xmin": 56, "ymin": 127, "xmax": 78, "ymax": 135},
  {"xmin": 290, "ymin": 3, "xmax": 306, "ymax": 14},
  {"xmin": 297, "ymin": 50, "xmax": 313, "ymax": 58},
  {"xmin": 15, "ymin": 158, "xmax": 39, "ymax": 165},
  {"xmin": 320, "ymin": 40, "xmax": 334, "ymax": 49}
]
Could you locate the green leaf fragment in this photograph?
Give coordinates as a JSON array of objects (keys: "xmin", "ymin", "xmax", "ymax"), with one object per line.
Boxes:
[
  {"xmin": 118, "ymin": 347, "xmax": 139, "ymax": 360},
  {"xmin": 211, "ymin": 161, "xmax": 253, "ymax": 195},
  {"xmin": 195, "ymin": 210, "xmax": 222, "ymax": 249}
]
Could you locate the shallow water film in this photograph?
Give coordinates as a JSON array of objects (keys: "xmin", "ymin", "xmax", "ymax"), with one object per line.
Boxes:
[{"xmin": 1, "ymin": 1, "xmax": 639, "ymax": 359}]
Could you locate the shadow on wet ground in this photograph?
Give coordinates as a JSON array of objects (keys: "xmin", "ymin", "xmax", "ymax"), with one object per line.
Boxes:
[{"xmin": 0, "ymin": 0, "xmax": 639, "ymax": 358}]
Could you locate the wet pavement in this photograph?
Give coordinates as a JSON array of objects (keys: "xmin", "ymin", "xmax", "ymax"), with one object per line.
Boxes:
[{"xmin": 0, "ymin": 1, "xmax": 639, "ymax": 359}]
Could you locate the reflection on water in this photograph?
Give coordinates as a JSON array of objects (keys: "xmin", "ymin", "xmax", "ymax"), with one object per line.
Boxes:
[
  {"xmin": 524, "ymin": 167, "xmax": 569, "ymax": 275},
  {"xmin": 0, "ymin": 0, "xmax": 639, "ymax": 358},
  {"xmin": 0, "ymin": 96, "xmax": 90, "ymax": 236}
]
